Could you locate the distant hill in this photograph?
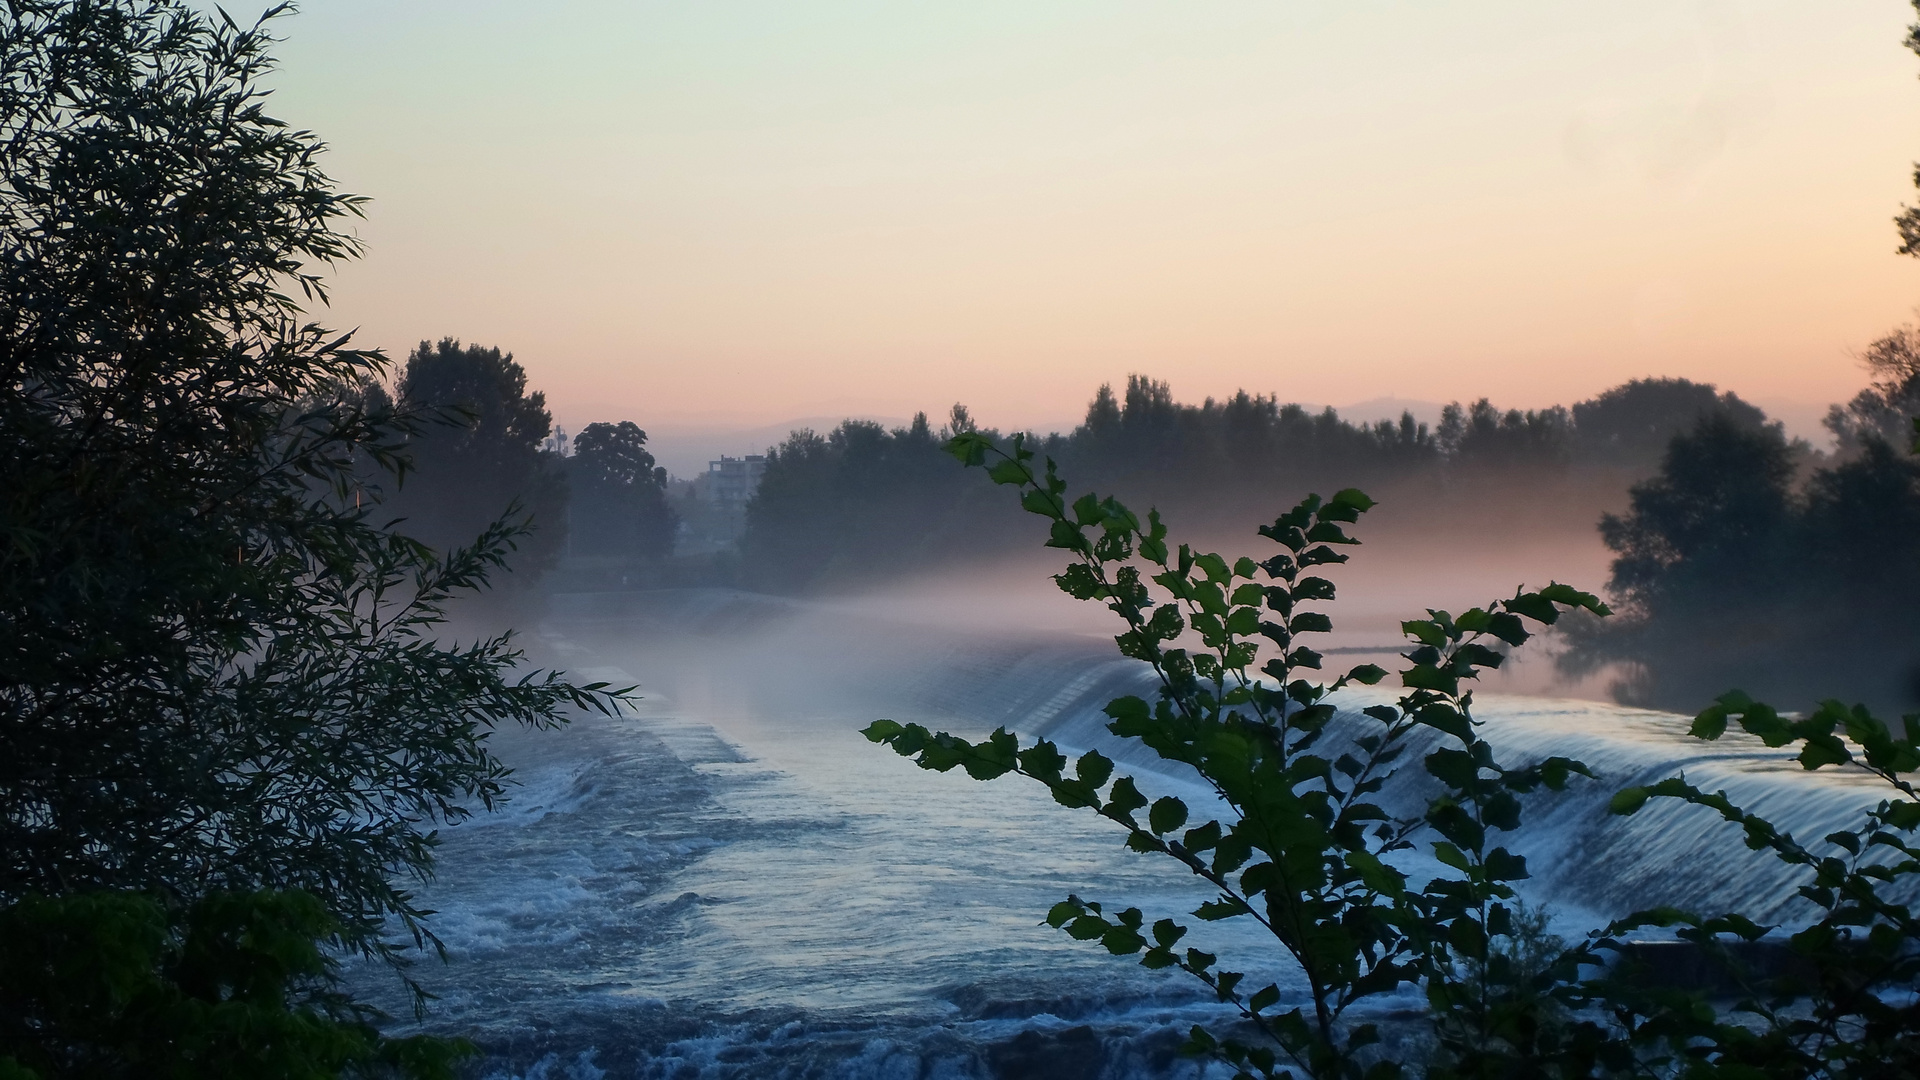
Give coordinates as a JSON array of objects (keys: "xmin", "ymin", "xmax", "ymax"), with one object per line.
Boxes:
[{"xmin": 1333, "ymin": 397, "xmax": 1447, "ymax": 428}]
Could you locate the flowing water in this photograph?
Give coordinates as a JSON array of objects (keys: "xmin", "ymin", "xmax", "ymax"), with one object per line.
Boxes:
[{"xmin": 359, "ymin": 589, "xmax": 1896, "ymax": 1079}]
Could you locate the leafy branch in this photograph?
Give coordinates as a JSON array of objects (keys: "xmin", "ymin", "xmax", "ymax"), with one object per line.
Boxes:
[{"xmin": 866, "ymin": 433, "xmax": 1608, "ymax": 1079}]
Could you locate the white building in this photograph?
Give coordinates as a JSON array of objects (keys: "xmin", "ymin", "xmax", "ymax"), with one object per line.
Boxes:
[{"xmin": 702, "ymin": 454, "xmax": 766, "ymax": 507}]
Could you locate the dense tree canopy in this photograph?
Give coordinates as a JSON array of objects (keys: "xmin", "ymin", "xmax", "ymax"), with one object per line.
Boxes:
[
  {"xmin": 389, "ymin": 338, "xmax": 567, "ymax": 584},
  {"xmin": 740, "ymin": 410, "xmax": 1008, "ymax": 591},
  {"xmin": 0, "ymin": 0, "xmax": 616, "ymax": 984},
  {"xmin": 1565, "ymin": 407, "xmax": 1920, "ymax": 708},
  {"xmin": 1437, "ymin": 398, "xmax": 1571, "ymax": 470},
  {"xmin": 735, "ymin": 374, "xmax": 1776, "ymax": 593},
  {"xmin": 1571, "ymin": 377, "xmax": 1770, "ymax": 470},
  {"xmin": 567, "ymin": 420, "xmax": 676, "ymax": 560}
]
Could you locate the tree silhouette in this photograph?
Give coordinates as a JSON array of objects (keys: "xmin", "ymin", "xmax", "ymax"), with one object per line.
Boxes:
[
  {"xmin": 568, "ymin": 420, "xmax": 676, "ymax": 559},
  {"xmin": 391, "ymin": 338, "xmax": 568, "ymax": 586}
]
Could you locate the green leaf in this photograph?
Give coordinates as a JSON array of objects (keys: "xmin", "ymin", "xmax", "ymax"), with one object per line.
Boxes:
[
  {"xmin": 1293, "ymin": 576, "xmax": 1337, "ymax": 601},
  {"xmin": 1105, "ymin": 775, "xmax": 1149, "ymax": 818},
  {"xmin": 1454, "ymin": 642, "xmax": 1505, "ymax": 670},
  {"xmin": 1139, "ymin": 797, "xmax": 1186, "ymax": 835},
  {"xmin": 1414, "ymin": 703, "xmax": 1472, "ymax": 741},
  {"xmin": 1401, "ymin": 620, "xmax": 1447, "ymax": 648},
  {"xmin": 1046, "ymin": 519, "xmax": 1087, "ymax": 552},
  {"xmin": 1053, "ymin": 564, "xmax": 1106, "ymax": 601},
  {"xmin": 1425, "ymin": 748, "xmax": 1478, "ymax": 788},
  {"xmin": 1076, "ymin": 750, "xmax": 1114, "ymax": 788},
  {"xmin": 1884, "ymin": 800, "xmax": 1920, "ymax": 830},
  {"xmin": 1345, "ymin": 849, "xmax": 1405, "ymax": 894},
  {"xmin": 1104, "ymin": 695, "xmax": 1151, "ymax": 726},
  {"xmin": 1298, "ymin": 545, "xmax": 1350, "ymax": 567},
  {"xmin": 1502, "ymin": 592, "xmax": 1559, "ymax": 624},
  {"xmin": 1017, "ymin": 741, "xmax": 1065, "ymax": 781},
  {"xmin": 1304, "ymin": 521, "xmax": 1355, "ymax": 545},
  {"xmin": 1401, "ymin": 664, "xmax": 1457, "ymax": 695},
  {"xmin": 1485, "ymin": 611, "xmax": 1529, "ymax": 646},
  {"xmin": 1610, "ymin": 787, "xmax": 1650, "ymax": 815},
  {"xmin": 1797, "ymin": 735, "xmax": 1851, "ymax": 770},
  {"xmin": 1483, "ymin": 848, "xmax": 1528, "ymax": 881},
  {"xmin": 1689, "ymin": 706, "xmax": 1729, "ymax": 740},
  {"xmin": 1288, "ymin": 612, "xmax": 1332, "ymax": 634},
  {"xmin": 945, "ymin": 431, "xmax": 993, "ymax": 465},
  {"xmin": 1194, "ymin": 898, "xmax": 1250, "ymax": 921},
  {"xmin": 1537, "ymin": 581, "xmax": 1608, "ymax": 615},
  {"xmin": 987, "ymin": 458, "xmax": 1033, "ymax": 486},
  {"xmin": 1344, "ymin": 663, "xmax": 1387, "ymax": 685},
  {"xmin": 1328, "ymin": 488, "xmax": 1377, "ymax": 513},
  {"xmin": 1248, "ymin": 983, "xmax": 1281, "ymax": 1014},
  {"xmin": 1102, "ymin": 926, "xmax": 1147, "ymax": 955},
  {"xmin": 1066, "ymin": 916, "xmax": 1108, "ymax": 941},
  {"xmin": 1182, "ymin": 820, "xmax": 1222, "ymax": 852},
  {"xmin": 1432, "ymin": 842, "xmax": 1471, "ymax": 872}
]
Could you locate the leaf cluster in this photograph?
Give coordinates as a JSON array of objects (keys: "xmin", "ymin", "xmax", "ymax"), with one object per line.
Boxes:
[
  {"xmin": 0, "ymin": 889, "xmax": 469, "ymax": 1079},
  {"xmin": 0, "ymin": 0, "xmax": 628, "ymax": 1005},
  {"xmin": 1599, "ymin": 692, "xmax": 1920, "ymax": 1078},
  {"xmin": 867, "ymin": 433, "xmax": 1610, "ymax": 1079}
]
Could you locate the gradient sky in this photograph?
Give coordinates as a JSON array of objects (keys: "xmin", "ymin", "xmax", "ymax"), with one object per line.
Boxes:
[{"xmin": 270, "ymin": 1, "xmax": 1920, "ymax": 448}]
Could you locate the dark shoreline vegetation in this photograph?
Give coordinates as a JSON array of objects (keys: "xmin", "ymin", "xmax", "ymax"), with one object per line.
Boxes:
[
  {"xmin": 348, "ymin": 350, "xmax": 1920, "ymax": 713},
  {"xmin": 7, "ymin": 0, "xmax": 1920, "ymax": 1077}
]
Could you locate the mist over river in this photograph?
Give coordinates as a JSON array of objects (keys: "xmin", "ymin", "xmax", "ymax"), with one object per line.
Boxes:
[{"xmin": 359, "ymin": 589, "xmax": 1892, "ymax": 1079}]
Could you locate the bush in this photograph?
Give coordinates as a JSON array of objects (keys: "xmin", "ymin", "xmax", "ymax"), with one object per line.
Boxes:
[
  {"xmin": 869, "ymin": 433, "xmax": 1920, "ymax": 1079},
  {"xmin": 0, "ymin": 889, "xmax": 469, "ymax": 1079}
]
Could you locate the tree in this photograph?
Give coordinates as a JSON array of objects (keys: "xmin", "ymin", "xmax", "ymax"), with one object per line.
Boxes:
[
  {"xmin": 1563, "ymin": 404, "xmax": 1920, "ymax": 710},
  {"xmin": 567, "ymin": 420, "xmax": 676, "ymax": 560},
  {"xmin": 738, "ymin": 412, "xmax": 1022, "ymax": 591},
  {"xmin": 0, "ymin": 0, "xmax": 620, "ymax": 995},
  {"xmin": 1602, "ymin": 411, "xmax": 1799, "ymax": 594},
  {"xmin": 733, "ymin": 382, "xmax": 1450, "ymax": 592},
  {"xmin": 1825, "ymin": 324, "xmax": 1920, "ymax": 455},
  {"xmin": 1437, "ymin": 398, "xmax": 1572, "ymax": 471},
  {"xmin": 390, "ymin": 338, "xmax": 568, "ymax": 584},
  {"xmin": 1570, "ymin": 377, "xmax": 1770, "ymax": 472},
  {"xmin": 1561, "ymin": 410, "xmax": 1799, "ymax": 706}
]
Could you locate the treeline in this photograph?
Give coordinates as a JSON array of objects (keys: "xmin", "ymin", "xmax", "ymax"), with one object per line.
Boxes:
[
  {"xmin": 352, "ymin": 338, "xmax": 678, "ymax": 600},
  {"xmin": 737, "ymin": 374, "xmax": 1779, "ymax": 592},
  {"xmin": 1565, "ymin": 324, "xmax": 1920, "ymax": 711}
]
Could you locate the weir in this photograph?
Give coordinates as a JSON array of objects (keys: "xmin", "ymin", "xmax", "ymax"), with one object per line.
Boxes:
[{"xmin": 394, "ymin": 588, "xmax": 1897, "ymax": 1077}]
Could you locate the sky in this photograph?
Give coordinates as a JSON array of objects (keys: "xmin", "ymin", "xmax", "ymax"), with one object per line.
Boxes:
[{"xmin": 269, "ymin": 1, "xmax": 1920, "ymax": 460}]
